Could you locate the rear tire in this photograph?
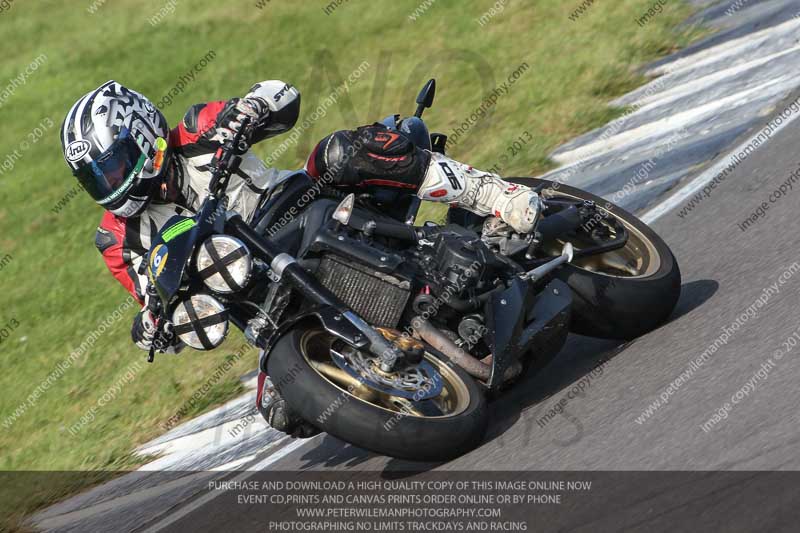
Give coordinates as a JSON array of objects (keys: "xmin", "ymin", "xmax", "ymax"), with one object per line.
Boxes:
[
  {"xmin": 511, "ymin": 177, "xmax": 681, "ymax": 340},
  {"xmin": 268, "ymin": 326, "xmax": 488, "ymax": 462}
]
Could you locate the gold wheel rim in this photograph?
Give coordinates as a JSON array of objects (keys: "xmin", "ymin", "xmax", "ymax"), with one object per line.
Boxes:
[
  {"xmin": 541, "ymin": 189, "xmax": 661, "ymax": 278},
  {"xmin": 299, "ymin": 328, "xmax": 472, "ymax": 419}
]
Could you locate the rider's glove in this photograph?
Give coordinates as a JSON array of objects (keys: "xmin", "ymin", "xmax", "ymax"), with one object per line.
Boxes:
[
  {"xmin": 211, "ymin": 98, "xmax": 263, "ymax": 152},
  {"xmin": 131, "ymin": 308, "xmax": 157, "ymax": 351},
  {"xmin": 131, "ymin": 308, "xmax": 180, "ymax": 353},
  {"xmin": 210, "ymin": 81, "xmax": 300, "ymax": 150}
]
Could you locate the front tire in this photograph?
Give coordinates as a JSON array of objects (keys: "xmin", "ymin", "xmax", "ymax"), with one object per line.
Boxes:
[{"xmin": 267, "ymin": 325, "xmax": 488, "ymax": 462}]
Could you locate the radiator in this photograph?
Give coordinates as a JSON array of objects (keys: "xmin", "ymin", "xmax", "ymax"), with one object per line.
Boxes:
[{"xmin": 317, "ymin": 254, "xmax": 411, "ymax": 328}]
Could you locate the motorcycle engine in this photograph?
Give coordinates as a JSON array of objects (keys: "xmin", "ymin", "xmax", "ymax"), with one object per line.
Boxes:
[
  {"xmin": 428, "ymin": 232, "xmax": 500, "ymax": 293},
  {"xmin": 413, "ymin": 231, "xmax": 501, "ymax": 351}
]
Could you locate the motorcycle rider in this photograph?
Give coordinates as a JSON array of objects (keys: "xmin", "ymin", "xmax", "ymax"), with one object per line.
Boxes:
[{"xmin": 60, "ymin": 79, "xmax": 542, "ymax": 437}]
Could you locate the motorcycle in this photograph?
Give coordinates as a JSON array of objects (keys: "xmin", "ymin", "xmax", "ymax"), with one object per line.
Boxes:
[{"xmin": 144, "ymin": 80, "xmax": 681, "ymax": 462}]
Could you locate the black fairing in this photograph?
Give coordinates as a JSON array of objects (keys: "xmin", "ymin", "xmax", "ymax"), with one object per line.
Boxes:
[
  {"xmin": 253, "ymin": 172, "xmax": 316, "ymax": 237},
  {"xmin": 484, "ymin": 278, "xmax": 572, "ymax": 389},
  {"xmin": 148, "ymin": 197, "xmax": 225, "ymax": 307}
]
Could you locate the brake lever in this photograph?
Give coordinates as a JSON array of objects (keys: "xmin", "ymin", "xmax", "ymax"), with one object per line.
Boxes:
[
  {"xmin": 146, "ymin": 284, "xmax": 164, "ymax": 363},
  {"xmin": 147, "ymin": 320, "xmax": 164, "ymax": 363},
  {"xmin": 520, "ymin": 242, "xmax": 574, "ymax": 283},
  {"xmin": 209, "ymin": 117, "xmax": 251, "ymax": 196}
]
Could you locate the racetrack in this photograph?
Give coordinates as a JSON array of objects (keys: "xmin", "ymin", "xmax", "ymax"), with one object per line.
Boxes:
[{"xmin": 28, "ymin": 0, "xmax": 800, "ymax": 531}]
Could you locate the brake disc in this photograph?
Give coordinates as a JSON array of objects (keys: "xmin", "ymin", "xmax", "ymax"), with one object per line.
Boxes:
[{"xmin": 330, "ymin": 344, "xmax": 443, "ymax": 400}]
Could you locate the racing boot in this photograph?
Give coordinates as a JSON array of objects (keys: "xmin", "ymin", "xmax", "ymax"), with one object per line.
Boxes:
[{"xmin": 417, "ymin": 152, "xmax": 543, "ymax": 233}]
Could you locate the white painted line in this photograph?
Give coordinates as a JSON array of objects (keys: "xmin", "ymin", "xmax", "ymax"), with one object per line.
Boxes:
[
  {"xmin": 140, "ymin": 436, "xmax": 316, "ymax": 533},
  {"xmin": 631, "ymin": 46, "xmax": 800, "ymax": 112},
  {"xmin": 647, "ymin": 17, "xmax": 800, "ymax": 78},
  {"xmin": 552, "ymin": 77, "xmax": 787, "ymax": 165},
  {"xmin": 137, "ymin": 415, "xmax": 270, "ymax": 469},
  {"xmin": 33, "ymin": 472, "xmax": 214, "ymax": 532},
  {"xmin": 244, "ymin": 436, "xmax": 314, "ymax": 471},
  {"xmin": 613, "ymin": 18, "xmax": 800, "ymax": 109},
  {"xmin": 641, "ymin": 105, "xmax": 800, "ymax": 224},
  {"xmin": 211, "ymin": 454, "xmax": 257, "ymax": 471}
]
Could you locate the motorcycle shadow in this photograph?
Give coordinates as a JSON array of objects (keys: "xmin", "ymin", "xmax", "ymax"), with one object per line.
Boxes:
[{"xmin": 480, "ymin": 278, "xmax": 718, "ymax": 449}]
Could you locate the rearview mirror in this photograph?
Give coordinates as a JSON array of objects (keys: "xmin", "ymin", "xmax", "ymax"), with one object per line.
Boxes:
[{"xmin": 414, "ymin": 79, "xmax": 436, "ymax": 118}]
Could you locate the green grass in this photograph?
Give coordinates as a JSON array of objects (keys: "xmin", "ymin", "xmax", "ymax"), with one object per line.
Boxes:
[{"xmin": 0, "ymin": 0, "xmax": 699, "ymax": 527}]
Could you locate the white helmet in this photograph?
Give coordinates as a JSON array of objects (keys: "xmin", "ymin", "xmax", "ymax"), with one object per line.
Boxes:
[{"xmin": 60, "ymin": 80, "xmax": 170, "ymax": 218}]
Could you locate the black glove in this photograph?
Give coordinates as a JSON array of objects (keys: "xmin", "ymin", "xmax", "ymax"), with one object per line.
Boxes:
[
  {"xmin": 209, "ymin": 80, "xmax": 300, "ymax": 152},
  {"xmin": 210, "ymin": 98, "xmax": 265, "ymax": 153},
  {"xmin": 132, "ymin": 308, "xmax": 177, "ymax": 353}
]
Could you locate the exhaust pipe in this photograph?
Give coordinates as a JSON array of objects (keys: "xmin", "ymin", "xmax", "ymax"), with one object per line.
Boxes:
[{"xmin": 412, "ymin": 318, "xmax": 491, "ymax": 381}]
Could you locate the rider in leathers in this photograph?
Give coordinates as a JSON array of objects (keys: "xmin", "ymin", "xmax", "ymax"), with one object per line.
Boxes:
[{"xmin": 60, "ymin": 80, "xmax": 542, "ymax": 437}]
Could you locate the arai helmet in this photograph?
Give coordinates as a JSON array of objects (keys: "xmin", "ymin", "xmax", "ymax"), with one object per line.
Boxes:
[{"xmin": 60, "ymin": 80, "xmax": 170, "ymax": 218}]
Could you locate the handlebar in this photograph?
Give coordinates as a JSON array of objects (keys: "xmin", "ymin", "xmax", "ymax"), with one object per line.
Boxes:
[{"xmin": 208, "ymin": 117, "xmax": 251, "ymax": 197}]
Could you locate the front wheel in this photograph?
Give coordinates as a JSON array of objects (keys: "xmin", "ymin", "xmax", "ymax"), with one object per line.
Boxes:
[
  {"xmin": 512, "ymin": 177, "xmax": 681, "ymax": 340},
  {"xmin": 267, "ymin": 325, "xmax": 488, "ymax": 462}
]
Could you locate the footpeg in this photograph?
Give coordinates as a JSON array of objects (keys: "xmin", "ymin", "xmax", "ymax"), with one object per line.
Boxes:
[{"xmin": 520, "ymin": 243, "xmax": 574, "ymax": 283}]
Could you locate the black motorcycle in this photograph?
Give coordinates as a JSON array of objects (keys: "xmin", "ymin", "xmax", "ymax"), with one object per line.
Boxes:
[{"xmin": 144, "ymin": 80, "xmax": 680, "ymax": 462}]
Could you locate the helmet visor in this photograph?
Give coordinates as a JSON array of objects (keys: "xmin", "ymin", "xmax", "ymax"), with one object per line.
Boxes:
[{"xmin": 73, "ymin": 128, "xmax": 147, "ymax": 204}]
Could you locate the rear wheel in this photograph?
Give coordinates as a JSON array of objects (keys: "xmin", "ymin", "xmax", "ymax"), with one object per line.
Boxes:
[
  {"xmin": 267, "ymin": 325, "xmax": 488, "ymax": 462},
  {"xmin": 512, "ymin": 177, "xmax": 681, "ymax": 340}
]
